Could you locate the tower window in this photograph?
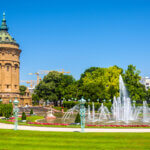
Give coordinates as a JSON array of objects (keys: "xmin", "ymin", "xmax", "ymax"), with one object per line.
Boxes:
[
  {"xmin": 15, "ymin": 85, "xmax": 17, "ymax": 89},
  {"xmin": 5, "ymin": 37, "xmax": 9, "ymax": 41},
  {"xmin": 7, "ymin": 66, "xmax": 9, "ymax": 71},
  {"xmin": 15, "ymin": 65, "xmax": 18, "ymax": 70},
  {"xmin": 6, "ymin": 85, "xmax": 9, "ymax": 89}
]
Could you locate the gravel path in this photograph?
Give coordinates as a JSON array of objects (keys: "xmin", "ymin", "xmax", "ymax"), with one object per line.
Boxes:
[{"xmin": 0, "ymin": 123, "xmax": 150, "ymax": 132}]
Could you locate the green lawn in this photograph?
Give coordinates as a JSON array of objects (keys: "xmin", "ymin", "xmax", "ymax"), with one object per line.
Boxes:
[{"xmin": 0, "ymin": 129, "xmax": 150, "ymax": 150}]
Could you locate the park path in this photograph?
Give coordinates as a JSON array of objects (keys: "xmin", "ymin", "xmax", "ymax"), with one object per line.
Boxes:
[{"xmin": 0, "ymin": 123, "xmax": 150, "ymax": 132}]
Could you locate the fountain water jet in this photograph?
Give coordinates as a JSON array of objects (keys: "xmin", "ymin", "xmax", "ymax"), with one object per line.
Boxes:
[
  {"xmin": 98, "ymin": 103, "xmax": 110, "ymax": 121},
  {"xmin": 112, "ymin": 75, "xmax": 143, "ymax": 123},
  {"xmin": 143, "ymin": 101, "xmax": 150, "ymax": 122}
]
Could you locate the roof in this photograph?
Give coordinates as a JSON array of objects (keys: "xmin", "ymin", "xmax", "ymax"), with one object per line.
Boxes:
[{"xmin": 0, "ymin": 12, "xmax": 19, "ymax": 46}]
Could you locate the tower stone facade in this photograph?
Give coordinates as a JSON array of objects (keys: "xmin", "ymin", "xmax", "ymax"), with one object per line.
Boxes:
[
  {"xmin": 0, "ymin": 13, "xmax": 21, "ymax": 103},
  {"xmin": 0, "ymin": 13, "xmax": 32, "ymax": 106}
]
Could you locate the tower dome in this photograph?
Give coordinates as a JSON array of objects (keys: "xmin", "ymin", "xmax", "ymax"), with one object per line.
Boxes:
[{"xmin": 0, "ymin": 13, "xmax": 18, "ymax": 46}]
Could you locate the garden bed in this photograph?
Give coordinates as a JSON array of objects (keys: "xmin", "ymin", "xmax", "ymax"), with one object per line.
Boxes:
[{"xmin": 0, "ymin": 116, "xmax": 150, "ymax": 128}]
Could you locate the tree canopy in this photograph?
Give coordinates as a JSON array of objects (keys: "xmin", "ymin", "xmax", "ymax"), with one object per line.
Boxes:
[
  {"xmin": 33, "ymin": 65, "xmax": 149, "ymax": 105},
  {"xmin": 123, "ymin": 65, "xmax": 147, "ymax": 101},
  {"xmin": 80, "ymin": 66, "xmax": 123, "ymax": 101},
  {"xmin": 35, "ymin": 71, "xmax": 76, "ymax": 105},
  {"xmin": 19, "ymin": 85, "xmax": 27, "ymax": 96}
]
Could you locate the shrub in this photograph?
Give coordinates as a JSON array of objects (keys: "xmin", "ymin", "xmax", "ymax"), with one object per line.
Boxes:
[
  {"xmin": 75, "ymin": 113, "xmax": 81, "ymax": 123},
  {"xmin": 0, "ymin": 103, "xmax": 13, "ymax": 118},
  {"xmin": 63, "ymin": 101, "xmax": 79, "ymax": 109},
  {"xmin": 30, "ymin": 109, "xmax": 33, "ymax": 115},
  {"xmin": 21, "ymin": 112, "xmax": 26, "ymax": 120}
]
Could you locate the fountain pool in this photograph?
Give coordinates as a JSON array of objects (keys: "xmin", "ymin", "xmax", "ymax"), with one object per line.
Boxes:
[{"xmin": 37, "ymin": 75, "xmax": 150, "ymax": 125}]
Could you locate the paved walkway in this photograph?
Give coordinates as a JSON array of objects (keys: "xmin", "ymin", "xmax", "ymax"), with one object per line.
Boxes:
[{"xmin": 0, "ymin": 123, "xmax": 150, "ymax": 132}]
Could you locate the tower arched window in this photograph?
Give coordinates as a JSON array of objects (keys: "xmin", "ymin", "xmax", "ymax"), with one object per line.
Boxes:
[
  {"xmin": 5, "ymin": 37, "xmax": 9, "ymax": 41},
  {"xmin": 7, "ymin": 66, "xmax": 9, "ymax": 71},
  {"xmin": 15, "ymin": 64, "xmax": 18, "ymax": 70},
  {"xmin": 5, "ymin": 63, "xmax": 11, "ymax": 71}
]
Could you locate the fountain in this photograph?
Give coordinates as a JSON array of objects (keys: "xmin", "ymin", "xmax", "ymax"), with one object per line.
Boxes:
[
  {"xmin": 87, "ymin": 105, "xmax": 91, "ymax": 120},
  {"xmin": 62, "ymin": 104, "xmax": 79, "ymax": 120},
  {"xmin": 92, "ymin": 102, "xmax": 95, "ymax": 122},
  {"xmin": 143, "ymin": 101, "xmax": 150, "ymax": 122},
  {"xmin": 98, "ymin": 103, "xmax": 110, "ymax": 121},
  {"xmin": 111, "ymin": 75, "xmax": 143, "ymax": 123},
  {"xmin": 39, "ymin": 75, "xmax": 150, "ymax": 125},
  {"xmin": 45, "ymin": 109, "xmax": 56, "ymax": 120}
]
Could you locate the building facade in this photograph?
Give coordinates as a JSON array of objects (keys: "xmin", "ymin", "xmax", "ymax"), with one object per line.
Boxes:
[
  {"xmin": 141, "ymin": 77, "xmax": 150, "ymax": 90},
  {"xmin": 0, "ymin": 13, "xmax": 32, "ymax": 105}
]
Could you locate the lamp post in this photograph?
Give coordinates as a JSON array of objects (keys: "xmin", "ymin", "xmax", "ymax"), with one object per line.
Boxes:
[
  {"xmin": 78, "ymin": 97, "xmax": 86, "ymax": 132},
  {"xmin": 13, "ymin": 98, "xmax": 19, "ymax": 130}
]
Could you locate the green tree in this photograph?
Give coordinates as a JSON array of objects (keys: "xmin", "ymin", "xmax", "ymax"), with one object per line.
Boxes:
[
  {"xmin": 63, "ymin": 82, "xmax": 80, "ymax": 100},
  {"xmin": 32, "ymin": 94, "xmax": 40, "ymax": 105},
  {"xmin": 80, "ymin": 67, "xmax": 99, "ymax": 80},
  {"xmin": 30, "ymin": 109, "xmax": 33, "ymax": 115},
  {"xmin": 35, "ymin": 71, "xmax": 76, "ymax": 106},
  {"xmin": 19, "ymin": 85, "xmax": 27, "ymax": 96},
  {"xmin": 75, "ymin": 113, "xmax": 81, "ymax": 123},
  {"xmin": 146, "ymin": 88, "xmax": 150, "ymax": 101},
  {"xmin": 79, "ymin": 66, "xmax": 123, "ymax": 101},
  {"xmin": 21, "ymin": 112, "xmax": 26, "ymax": 120},
  {"xmin": 123, "ymin": 65, "xmax": 147, "ymax": 101}
]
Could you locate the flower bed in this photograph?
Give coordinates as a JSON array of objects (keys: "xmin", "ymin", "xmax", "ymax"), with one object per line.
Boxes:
[
  {"xmin": 7, "ymin": 120, "xmax": 15, "ymax": 122},
  {"xmin": 28, "ymin": 122, "xmax": 69, "ymax": 126},
  {"xmin": 86, "ymin": 124, "xmax": 150, "ymax": 127},
  {"xmin": 5, "ymin": 118, "xmax": 150, "ymax": 127}
]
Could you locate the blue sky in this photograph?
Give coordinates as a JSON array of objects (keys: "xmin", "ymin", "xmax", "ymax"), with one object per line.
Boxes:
[{"xmin": 1, "ymin": 0, "xmax": 150, "ymax": 84}]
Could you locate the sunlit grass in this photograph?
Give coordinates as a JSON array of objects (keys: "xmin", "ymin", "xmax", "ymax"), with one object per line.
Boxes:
[{"xmin": 0, "ymin": 129, "xmax": 150, "ymax": 150}]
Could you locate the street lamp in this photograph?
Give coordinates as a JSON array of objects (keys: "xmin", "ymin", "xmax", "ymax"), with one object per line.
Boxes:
[
  {"xmin": 78, "ymin": 97, "xmax": 86, "ymax": 132},
  {"xmin": 13, "ymin": 98, "xmax": 19, "ymax": 130}
]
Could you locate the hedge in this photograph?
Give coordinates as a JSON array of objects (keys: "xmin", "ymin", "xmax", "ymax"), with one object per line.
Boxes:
[
  {"xmin": 63, "ymin": 101, "xmax": 112, "ymax": 111},
  {"xmin": 63, "ymin": 101, "xmax": 149, "ymax": 111},
  {"xmin": 0, "ymin": 103, "xmax": 13, "ymax": 118}
]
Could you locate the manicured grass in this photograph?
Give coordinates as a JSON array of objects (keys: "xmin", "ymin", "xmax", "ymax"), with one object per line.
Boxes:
[
  {"xmin": 26, "ymin": 115, "xmax": 44, "ymax": 122},
  {"xmin": 0, "ymin": 116, "xmax": 44, "ymax": 125},
  {"xmin": 0, "ymin": 129, "xmax": 150, "ymax": 150}
]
